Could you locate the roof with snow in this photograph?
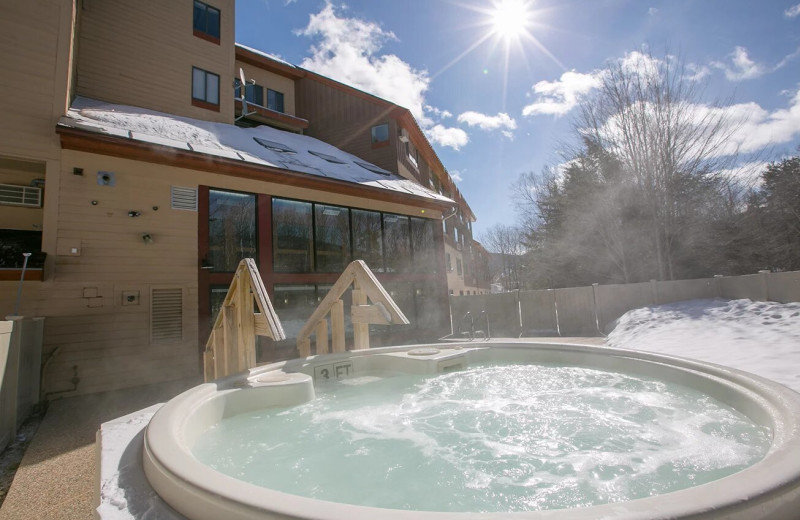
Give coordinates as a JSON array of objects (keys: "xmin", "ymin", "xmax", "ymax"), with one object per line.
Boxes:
[{"xmin": 57, "ymin": 97, "xmax": 454, "ymax": 206}]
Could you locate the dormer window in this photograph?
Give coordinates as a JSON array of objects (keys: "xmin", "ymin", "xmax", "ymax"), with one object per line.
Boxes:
[{"xmin": 193, "ymin": 1, "xmax": 220, "ymax": 44}]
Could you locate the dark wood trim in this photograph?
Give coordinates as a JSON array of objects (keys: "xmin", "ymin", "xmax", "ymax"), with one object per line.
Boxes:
[
  {"xmin": 371, "ymin": 140, "xmax": 390, "ymax": 150},
  {"xmin": 0, "ymin": 269, "xmax": 43, "ymax": 281},
  {"xmin": 57, "ymin": 127, "xmax": 453, "ymax": 212},
  {"xmin": 193, "ymin": 29, "xmax": 220, "ymax": 45},
  {"xmin": 235, "ymin": 99, "xmax": 309, "ymax": 130},
  {"xmin": 257, "ymin": 194, "xmax": 273, "ymax": 298},
  {"xmin": 197, "ymin": 185, "xmax": 211, "ymax": 364},
  {"xmin": 191, "ymin": 98, "xmax": 220, "ymax": 112},
  {"xmin": 235, "ymin": 45, "xmax": 306, "ymax": 79}
]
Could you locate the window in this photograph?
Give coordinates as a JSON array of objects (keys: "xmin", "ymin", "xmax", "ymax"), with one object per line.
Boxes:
[
  {"xmin": 383, "ymin": 214, "xmax": 411, "ymax": 273},
  {"xmin": 267, "ymin": 89, "xmax": 284, "ymax": 113},
  {"xmin": 314, "ymin": 204, "xmax": 351, "ymax": 272},
  {"xmin": 273, "ymin": 199, "xmax": 313, "ymax": 272},
  {"xmin": 208, "ymin": 189, "xmax": 256, "ymax": 272},
  {"xmin": 410, "ymin": 218, "xmax": 436, "ymax": 274},
  {"xmin": 457, "ymin": 258, "xmax": 463, "ymax": 276},
  {"xmin": 253, "ymin": 137, "xmax": 296, "ymax": 154},
  {"xmin": 446, "ymin": 252, "xmax": 452, "ymax": 272},
  {"xmin": 192, "ymin": 67, "xmax": 219, "ymax": 108},
  {"xmin": 308, "ymin": 151, "xmax": 346, "ymax": 164},
  {"xmin": 371, "ymin": 123, "xmax": 389, "ymax": 144},
  {"xmin": 354, "ymin": 160, "xmax": 390, "ymax": 176},
  {"xmin": 193, "ymin": 1, "xmax": 220, "ymax": 42},
  {"xmin": 234, "ymin": 79, "xmax": 263, "ymax": 106},
  {"xmin": 351, "ymin": 209, "xmax": 383, "ymax": 272}
]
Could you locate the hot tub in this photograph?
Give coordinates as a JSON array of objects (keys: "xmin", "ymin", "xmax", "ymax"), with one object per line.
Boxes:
[{"xmin": 143, "ymin": 342, "xmax": 800, "ymax": 519}]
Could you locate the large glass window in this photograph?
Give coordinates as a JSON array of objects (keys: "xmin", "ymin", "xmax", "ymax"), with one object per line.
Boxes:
[
  {"xmin": 351, "ymin": 209, "xmax": 383, "ymax": 272},
  {"xmin": 192, "ymin": 67, "xmax": 219, "ymax": 105},
  {"xmin": 410, "ymin": 217, "xmax": 437, "ymax": 274},
  {"xmin": 234, "ymin": 79, "xmax": 264, "ymax": 106},
  {"xmin": 314, "ymin": 204, "xmax": 351, "ymax": 272},
  {"xmin": 383, "ymin": 214, "xmax": 411, "ymax": 273},
  {"xmin": 193, "ymin": 1, "xmax": 220, "ymax": 41},
  {"xmin": 273, "ymin": 284, "xmax": 317, "ymax": 339},
  {"xmin": 273, "ymin": 199, "xmax": 313, "ymax": 272},
  {"xmin": 208, "ymin": 189, "xmax": 256, "ymax": 272}
]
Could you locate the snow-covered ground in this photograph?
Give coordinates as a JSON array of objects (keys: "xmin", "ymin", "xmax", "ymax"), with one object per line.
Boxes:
[{"xmin": 607, "ymin": 299, "xmax": 800, "ymax": 393}]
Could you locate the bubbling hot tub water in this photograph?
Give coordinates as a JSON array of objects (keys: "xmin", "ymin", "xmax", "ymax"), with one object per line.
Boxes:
[
  {"xmin": 143, "ymin": 343, "xmax": 800, "ymax": 520},
  {"xmin": 192, "ymin": 363, "xmax": 770, "ymax": 513}
]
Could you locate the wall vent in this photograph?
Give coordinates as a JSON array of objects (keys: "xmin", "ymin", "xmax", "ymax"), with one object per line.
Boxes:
[
  {"xmin": 0, "ymin": 184, "xmax": 41, "ymax": 208},
  {"xmin": 151, "ymin": 288, "xmax": 183, "ymax": 343},
  {"xmin": 171, "ymin": 186, "xmax": 197, "ymax": 211}
]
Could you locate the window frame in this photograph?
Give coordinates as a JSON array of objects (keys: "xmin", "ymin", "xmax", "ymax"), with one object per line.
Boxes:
[
  {"xmin": 267, "ymin": 88, "xmax": 285, "ymax": 113},
  {"xmin": 192, "ymin": 66, "xmax": 220, "ymax": 111},
  {"xmin": 371, "ymin": 123, "xmax": 390, "ymax": 148},
  {"xmin": 193, "ymin": 0, "xmax": 221, "ymax": 44}
]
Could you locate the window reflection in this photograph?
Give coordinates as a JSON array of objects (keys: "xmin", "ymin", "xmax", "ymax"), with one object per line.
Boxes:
[
  {"xmin": 314, "ymin": 204, "xmax": 351, "ymax": 272},
  {"xmin": 273, "ymin": 199, "xmax": 313, "ymax": 272},
  {"xmin": 411, "ymin": 217, "xmax": 437, "ymax": 274},
  {"xmin": 208, "ymin": 189, "xmax": 256, "ymax": 272},
  {"xmin": 351, "ymin": 209, "xmax": 384, "ymax": 272},
  {"xmin": 383, "ymin": 214, "xmax": 411, "ymax": 273}
]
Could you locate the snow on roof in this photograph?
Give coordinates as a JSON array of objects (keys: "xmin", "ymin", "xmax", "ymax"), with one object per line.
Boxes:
[
  {"xmin": 57, "ymin": 97, "xmax": 453, "ymax": 205},
  {"xmin": 235, "ymin": 43, "xmax": 297, "ymax": 69}
]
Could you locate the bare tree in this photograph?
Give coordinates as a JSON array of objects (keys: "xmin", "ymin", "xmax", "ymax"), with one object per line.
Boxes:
[
  {"xmin": 480, "ymin": 224, "xmax": 526, "ymax": 290},
  {"xmin": 578, "ymin": 52, "xmax": 744, "ymax": 280}
]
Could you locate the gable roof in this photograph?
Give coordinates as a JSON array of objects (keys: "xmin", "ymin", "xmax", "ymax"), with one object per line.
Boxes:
[{"xmin": 57, "ymin": 97, "xmax": 454, "ymax": 208}]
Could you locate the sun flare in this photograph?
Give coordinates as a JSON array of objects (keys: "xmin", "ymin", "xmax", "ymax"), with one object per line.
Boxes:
[{"xmin": 490, "ymin": 0, "xmax": 532, "ymax": 41}]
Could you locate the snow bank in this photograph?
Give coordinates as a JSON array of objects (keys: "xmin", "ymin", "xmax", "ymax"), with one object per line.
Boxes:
[{"xmin": 607, "ymin": 299, "xmax": 800, "ymax": 393}]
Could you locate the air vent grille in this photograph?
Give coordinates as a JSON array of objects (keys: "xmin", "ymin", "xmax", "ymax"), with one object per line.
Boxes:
[
  {"xmin": 171, "ymin": 186, "xmax": 197, "ymax": 211},
  {"xmin": 151, "ymin": 288, "xmax": 183, "ymax": 343},
  {"xmin": 0, "ymin": 184, "xmax": 41, "ymax": 207}
]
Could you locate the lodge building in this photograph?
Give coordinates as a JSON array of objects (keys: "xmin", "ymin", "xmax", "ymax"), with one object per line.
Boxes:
[{"xmin": 0, "ymin": 0, "xmax": 489, "ymax": 396}]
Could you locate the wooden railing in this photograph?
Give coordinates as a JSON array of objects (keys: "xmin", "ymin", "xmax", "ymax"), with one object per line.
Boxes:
[
  {"xmin": 296, "ymin": 260, "xmax": 409, "ymax": 357},
  {"xmin": 203, "ymin": 259, "xmax": 285, "ymax": 382}
]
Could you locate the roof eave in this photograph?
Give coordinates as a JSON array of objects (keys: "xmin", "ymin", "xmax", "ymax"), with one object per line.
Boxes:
[{"xmin": 55, "ymin": 125, "xmax": 454, "ymax": 212}]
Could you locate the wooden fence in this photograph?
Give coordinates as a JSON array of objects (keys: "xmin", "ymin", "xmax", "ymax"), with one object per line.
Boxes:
[
  {"xmin": 0, "ymin": 317, "xmax": 44, "ymax": 452},
  {"xmin": 451, "ymin": 270, "xmax": 800, "ymax": 338}
]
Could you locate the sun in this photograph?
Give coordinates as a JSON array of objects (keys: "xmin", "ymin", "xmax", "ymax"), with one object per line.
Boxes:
[{"xmin": 490, "ymin": 0, "xmax": 532, "ymax": 41}]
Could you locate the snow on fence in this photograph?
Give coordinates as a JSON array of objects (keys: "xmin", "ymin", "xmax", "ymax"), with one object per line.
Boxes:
[
  {"xmin": 0, "ymin": 317, "xmax": 44, "ymax": 452},
  {"xmin": 450, "ymin": 270, "xmax": 800, "ymax": 338}
]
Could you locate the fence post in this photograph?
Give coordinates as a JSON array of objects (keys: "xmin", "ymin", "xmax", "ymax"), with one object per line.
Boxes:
[
  {"xmin": 713, "ymin": 275, "xmax": 723, "ymax": 299},
  {"xmin": 592, "ymin": 283, "xmax": 600, "ymax": 333},
  {"xmin": 649, "ymin": 279, "xmax": 658, "ymax": 305},
  {"xmin": 758, "ymin": 270, "xmax": 771, "ymax": 302}
]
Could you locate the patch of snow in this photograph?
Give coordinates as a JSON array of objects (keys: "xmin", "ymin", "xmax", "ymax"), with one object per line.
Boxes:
[
  {"xmin": 607, "ymin": 299, "xmax": 800, "ymax": 393},
  {"xmin": 58, "ymin": 97, "xmax": 452, "ymax": 205},
  {"xmin": 235, "ymin": 43, "xmax": 297, "ymax": 69},
  {"xmin": 96, "ymin": 404, "xmax": 183, "ymax": 519}
]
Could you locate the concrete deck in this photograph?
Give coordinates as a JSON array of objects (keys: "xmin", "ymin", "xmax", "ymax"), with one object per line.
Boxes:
[
  {"xmin": 0, "ymin": 338, "xmax": 604, "ymax": 520},
  {"xmin": 0, "ymin": 378, "xmax": 200, "ymax": 520}
]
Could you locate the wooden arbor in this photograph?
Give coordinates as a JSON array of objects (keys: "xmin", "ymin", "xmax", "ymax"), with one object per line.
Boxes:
[
  {"xmin": 203, "ymin": 259, "xmax": 285, "ymax": 382},
  {"xmin": 296, "ymin": 260, "xmax": 409, "ymax": 357}
]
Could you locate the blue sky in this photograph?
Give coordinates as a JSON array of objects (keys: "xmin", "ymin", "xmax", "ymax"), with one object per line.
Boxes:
[{"xmin": 236, "ymin": 1, "xmax": 800, "ymax": 240}]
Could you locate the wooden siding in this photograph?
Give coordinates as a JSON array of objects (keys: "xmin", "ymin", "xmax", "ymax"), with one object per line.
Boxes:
[
  {"xmin": 0, "ymin": 149, "xmax": 443, "ymax": 398},
  {"xmin": 75, "ymin": 0, "xmax": 235, "ymax": 124},
  {"xmin": 235, "ymin": 59, "xmax": 297, "ymax": 116},
  {"xmin": 0, "ymin": 0, "xmax": 74, "ymax": 161},
  {"xmin": 296, "ymin": 77, "xmax": 398, "ymax": 174}
]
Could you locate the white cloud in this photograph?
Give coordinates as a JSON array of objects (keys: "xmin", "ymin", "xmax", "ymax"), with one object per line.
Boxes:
[
  {"xmin": 457, "ymin": 111, "xmax": 517, "ymax": 133},
  {"xmin": 425, "ymin": 105, "xmax": 453, "ymax": 120},
  {"xmin": 297, "ymin": 4, "xmax": 467, "ymax": 150},
  {"xmin": 721, "ymin": 89, "xmax": 800, "ymax": 154},
  {"xmin": 711, "ymin": 47, "xmax": 767, "ymax": 81},
  {"xmin": 522, "ymin": 70, "xmax": 602, "ymax": 117},
  {"xmin": 716, "ymin": 161, "xmax": 770, "ymax": 187},
  {"xmin": 648, "ymin": 7, "xmax": 659, "ymax": 16},
  {"xmin": 297, "ymin": 3, "xmax": 429, "ymax": 123},
  {"xmin": 785, "ymin": 4, "xmax": 800, "ymax": 17},
  {"xmin": 449, "ymin": 169, "xmax": 464, "ymax": 182},
  {"xmin": 425, "ymin": 125, "xmax": 469, "ymax": 151},
  {"xmin": 685, "ymin": 63, "xmax": 711, "ymax": 82}
]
